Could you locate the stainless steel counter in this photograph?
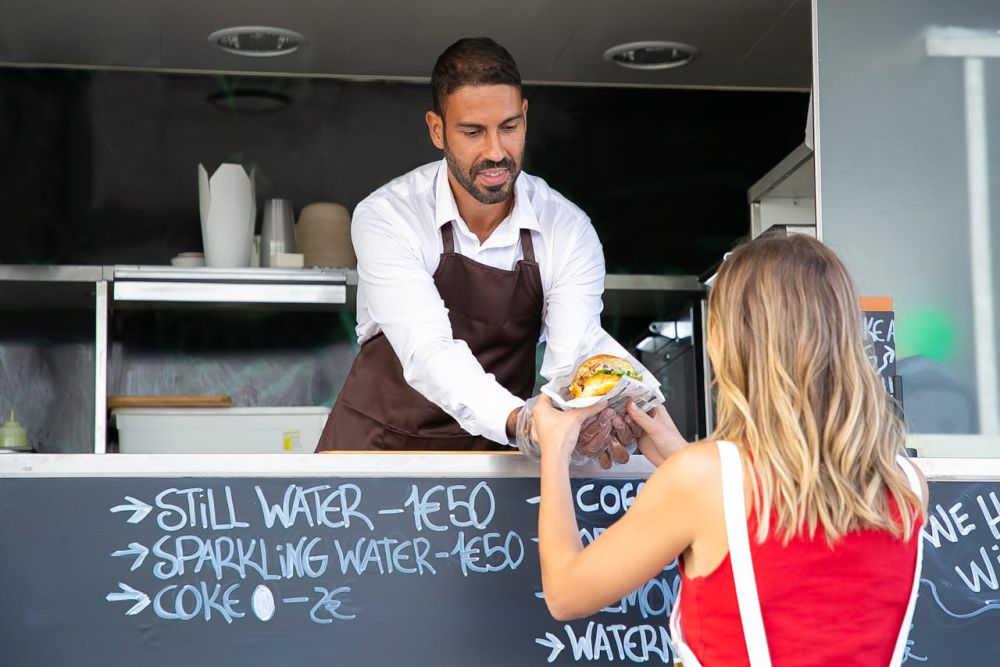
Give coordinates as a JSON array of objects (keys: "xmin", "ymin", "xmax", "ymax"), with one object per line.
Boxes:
[{"xmin": 0, "ymin": 452, "xmax": 997, "ymax": 481}]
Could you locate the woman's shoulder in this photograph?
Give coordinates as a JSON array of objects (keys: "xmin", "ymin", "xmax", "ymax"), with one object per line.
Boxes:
[
  {"xmin": 668, "ymin": 439, "xmax": 722, "ymax": 471},
  {"xmin": 636, "ymin": 440, "xmax": 727, "ymax": 547},
  {"xmin": 646, "ymin": 440, "xmax": 723, "ymax": 495}
]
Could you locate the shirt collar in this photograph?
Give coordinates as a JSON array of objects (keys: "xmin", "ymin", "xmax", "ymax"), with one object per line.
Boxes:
[{"xmin": 433, "ymin": 158, "xmax": 541, "ymax": 234}]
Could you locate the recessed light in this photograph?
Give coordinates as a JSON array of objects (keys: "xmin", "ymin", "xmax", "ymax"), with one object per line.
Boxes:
[
  {"xmin": 604, "ymin": 41, "xmax": 697, "ymax": 70},
  {"xmin": 208, "ymin": 26, "xmax": 305, "ymax": 57},
  {"xmin": 206, "ymin": 89, "xmax": 293, "ymax": 113}
]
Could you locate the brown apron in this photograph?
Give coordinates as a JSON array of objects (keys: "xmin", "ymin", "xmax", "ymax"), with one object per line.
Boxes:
[{"xmin": 316, "ymin": 223, "xmax": 543, "ymax": 451}]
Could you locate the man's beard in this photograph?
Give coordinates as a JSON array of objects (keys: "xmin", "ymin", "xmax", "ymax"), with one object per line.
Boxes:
[{"xmin": 443, "ymin": 144, "xmax": 520, "ymax": 205}]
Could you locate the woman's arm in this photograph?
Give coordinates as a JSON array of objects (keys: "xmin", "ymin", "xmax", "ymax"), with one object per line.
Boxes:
[{"xmin": 533, "ymin": 397, "xmax": 709, "ymax": 620}]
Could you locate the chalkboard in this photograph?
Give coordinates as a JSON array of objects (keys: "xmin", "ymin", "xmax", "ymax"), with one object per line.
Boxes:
[
  {"xmin": 863, "ymin": 307, "xmax": 901, "ymax": 404},
  {"xmin": 1, "ymin": 475, "xmax": 996, "ymax": 665},
  {"xmin": 0, "ymin": 476, "xmax": 677, "ymax": 666},
  {"xmin": 909, "ymin": 481, "xmax": 1000, "ymax": 664}
]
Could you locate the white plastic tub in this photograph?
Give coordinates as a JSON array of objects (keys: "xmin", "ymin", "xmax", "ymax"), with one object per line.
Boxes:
[{"xmin": 112, "ymin": 407, "xmax": 331, "ymax": 454}]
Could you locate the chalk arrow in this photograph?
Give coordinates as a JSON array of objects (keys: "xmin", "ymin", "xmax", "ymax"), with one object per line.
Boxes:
[
  {"xmin": 106, "ymin": 583, "xmax": 150, "ymax": 616},
  {"xmin": 535, "ymin": 632, "xmax": 565, "ymax": 663},
  {"xmin": 110, "ymin": 496, "xmax": 152, "ymax": 524},
  {"xmin": 111, "ymin": 542, "xmax": 149, "ymax": 571},
  {"xmin": 921, "ymin": 579, "xmax": 1000, "ymax": 619}
]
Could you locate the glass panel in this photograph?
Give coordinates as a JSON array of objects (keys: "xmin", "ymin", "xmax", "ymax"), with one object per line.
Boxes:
[{"xmin": 817, "ymin": 0, "xmax": 1000, "ymax": 455}]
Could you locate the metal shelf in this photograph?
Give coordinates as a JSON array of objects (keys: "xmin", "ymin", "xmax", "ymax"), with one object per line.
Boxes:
[
  {"xmin": 0, "ymin": 265, "xmax": 106, "ymax": 310},
  {"xmin": 0, "ymin": 265, "xmax": 349, "ymax": 309},
  {"xmin": 603, "ymin": 274, "xmax": 704, "ymax": 317},
  {"xmin": 345, "ymin": 269, "xmax": 705, "ymax": 318},
  {"xmin": 111, "ymin": 265, "xmax": 347, "ymax": 307},
  {"xmin": 748, "ymin": 143, "xmax": 816, "ymax": 239},
  {"xmin": 747, "ymin": 142, "xmax": 814, "ymax": 203}
]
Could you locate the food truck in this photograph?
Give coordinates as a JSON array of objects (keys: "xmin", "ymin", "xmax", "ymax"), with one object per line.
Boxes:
[{"xmin": 0, "ymin": 0, "xmax": 997, "ymax": 663}]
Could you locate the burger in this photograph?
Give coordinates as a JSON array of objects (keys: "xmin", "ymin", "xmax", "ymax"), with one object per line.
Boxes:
[{"xmin": 569, "ymin": 354, "xmax": 643, "ymax": 399}]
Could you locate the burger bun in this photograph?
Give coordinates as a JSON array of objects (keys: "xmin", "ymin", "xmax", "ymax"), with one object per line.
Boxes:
[{"xmin": 569, "ymin": 354, "xmax": 641, "ymax": 399}]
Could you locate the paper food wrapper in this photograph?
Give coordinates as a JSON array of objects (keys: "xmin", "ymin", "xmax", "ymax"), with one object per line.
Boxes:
[
  {"xmin": 541, "ymin": 327, "xmax": 664, "ymax": 415},
  {"xmin": 198, "ymin": 162, "xmax": 256, "ymax": 268}
]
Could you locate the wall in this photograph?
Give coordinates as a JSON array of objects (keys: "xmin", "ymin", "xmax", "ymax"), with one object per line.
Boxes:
[{"xmin": 816, "ymin": 0, "xmax": 1000, "ymax": 436}]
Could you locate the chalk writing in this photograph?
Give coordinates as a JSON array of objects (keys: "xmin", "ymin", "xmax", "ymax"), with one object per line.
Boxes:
[
  {"xmin": 601, "ymin": 575, "xmax": 678, "ymax": 619},
  {"xmin": 575, "ymin": 483, "xmax": 644, "ymax": 515},
  {"xmin": 977, "ymin": 491, "xmax": 1000, "ymax": 540},
  {"xmin": 250, "ymin": 584, "xmax": 275, "ymax": 622},
  {"xmin": 110, "ymin": 496, "xmax": 153, "ymax": 524},
  {"xmin": 333, "ymin": 536, "xmax": 436, "ymax": 575},
  {"xmin": 2, "ymin": 472, "xmax": 995, "ymax": 664},
  {"xmin": 920, "ymin": 579, "xmax": 1000, "ymax": 619},
  {"xmin": 155, "ymin": 487, "xmax": 248, "ymax": 531},
  {"xmin": 309, "ymin": 586, "xmax": 356, "ymax": 623},
  {"xmin": 922, "ymin": 493, "xmax": 1000, "ymax": 597},
  {"xmin": 912, "ymin": 482, "xmax": 1000, "ymax": 663},
  {"xmin": 863, "ymin": 310, "xmax": 899, "ymax": 399},
  {"xmin": 535, "ymin": 623, "xmax": 672, "ymax": 664},
  {"xmin": 902, "ymin": 624, "xmax": 927, "ymax": 663},
  {"xmin": 152, "ymin": 581, "xmax": 244, "ymax": 623},
  {"xmin": 97, "ymin": 476, "xmax": 676, "ymax": 667},
  {"xmin": 922, "ymin": 502, "xmax": 976, "ymax": 548},
  {"xmin": 403, "ymin": 482, "xmax": 497, "ymax": 531},
  {"xmin": 450, "ymin": 530, "xmax": 525, "ymax": 576},
  {"xmin": 105, "ymin": 582, "xmax": 151, "ymax": 615},
  {"xmin": 562, "ymin": 622, "xmax": 672, "ymax": 663},
  {"xmin": 254, "ymin": 484, "xmax": 371, "ymax": 530},
  {"xmin": 111, "ymin": 542, "xmax": 150, "ymax": 571}
]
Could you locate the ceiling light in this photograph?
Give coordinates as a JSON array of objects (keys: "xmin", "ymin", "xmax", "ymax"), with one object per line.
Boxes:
[
  {"xmin": 208, "ymin": 26, "xmax": 305, "ymax": 57},
  {"xmin": 604, "ymin": 41, "xmax": 697, "ymax": 70},
  {"xmin": 206, "ymin": 90, "xmax": 293, "ymax": 113}
]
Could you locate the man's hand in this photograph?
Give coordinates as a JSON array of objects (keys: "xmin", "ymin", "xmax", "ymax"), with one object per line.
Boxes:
[
  {"xmin": 506, "ymin": 407, "xmax": 521, "ymax": 440},
  {"xmin": 576, "ymin": 407, "xmax": 638, "ymax": 469},
  {"xmin": 574, "ymin": 407, "xmax": 614, "ymax": 455},
  {"xmin": 587, "ymin": 412, "xmax": 640, "ymax": 469}
]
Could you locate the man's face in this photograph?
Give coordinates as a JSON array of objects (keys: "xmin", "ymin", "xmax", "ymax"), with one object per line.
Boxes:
[{"xmin": 426, "ymin": 85, "xmax": 527, "ymax": 205}]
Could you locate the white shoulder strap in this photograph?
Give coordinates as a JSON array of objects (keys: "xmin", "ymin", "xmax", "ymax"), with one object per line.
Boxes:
[
  {"xmin": 888, "ymin": 455, "xmax": 925, "ymax": 666},
  {"xmin": 717, "ymin": 440, "xmax": 773, "ymax": 667}
]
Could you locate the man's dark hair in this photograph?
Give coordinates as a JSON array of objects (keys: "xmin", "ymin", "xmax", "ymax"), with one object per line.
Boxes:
[{"xmin": 431, "ymin": 37, "xmax": 522, "ymax": 116}]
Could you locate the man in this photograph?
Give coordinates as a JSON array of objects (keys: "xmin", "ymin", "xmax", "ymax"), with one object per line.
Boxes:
[{"xmin": 316, "ymin": 37, "xmax": 636, "ymax": 465}]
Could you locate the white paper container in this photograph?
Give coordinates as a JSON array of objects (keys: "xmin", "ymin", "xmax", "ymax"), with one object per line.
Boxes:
[
  {"xmin": 198, "ymin": 163, "xmax": 256, "ymax": 268},
  {"xmin": 113, "ymin": 407, "xmax": 331, "ymax": 454}
]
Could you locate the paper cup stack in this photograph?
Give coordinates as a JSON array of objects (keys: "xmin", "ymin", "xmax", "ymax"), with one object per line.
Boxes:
[{"xmin": 295, "ymin": 203, "xmax": 355, "ymax": 269}]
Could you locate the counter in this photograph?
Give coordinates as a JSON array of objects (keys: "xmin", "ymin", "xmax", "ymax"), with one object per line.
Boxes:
[{"xmin": 0, "ymin": 453, "xmax": 997, "ymax": 665}]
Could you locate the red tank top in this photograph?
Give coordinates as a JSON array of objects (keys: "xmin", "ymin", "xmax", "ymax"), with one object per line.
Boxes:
[{"xmin": 678, "ymin": 498, "xmax": 922, "ymax": 666}]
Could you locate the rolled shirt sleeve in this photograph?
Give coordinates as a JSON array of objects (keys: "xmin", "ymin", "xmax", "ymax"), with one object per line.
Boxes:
[{"xmin": 539, "ymin": 217, "xmax": 606, "ymax": 382}]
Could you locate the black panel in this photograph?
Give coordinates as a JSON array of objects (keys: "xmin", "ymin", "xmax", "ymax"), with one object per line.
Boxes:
[
  {"xmin": 0, "ymin": 476, "xmax": 676, "ymax": 666},
  {"xmin": 0, "ymin": 68, "xmax": 807, "ymax": 275}
]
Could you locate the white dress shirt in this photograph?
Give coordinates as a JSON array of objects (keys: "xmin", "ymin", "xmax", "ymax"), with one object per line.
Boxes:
[{"xmin": 351, "ymin": 159, "xmax": 605, "ymax": 445}]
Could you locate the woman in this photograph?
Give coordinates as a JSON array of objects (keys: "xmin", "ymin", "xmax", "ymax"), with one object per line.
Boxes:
[{"xmin": 533, "ymin": 234, "xmax": 928, "ymax": 667}]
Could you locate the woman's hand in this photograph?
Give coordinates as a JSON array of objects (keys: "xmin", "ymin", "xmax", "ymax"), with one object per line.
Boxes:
[
  {"xmin": 532, "ymin": 395, "xmax": 609, "ymax": 465},
  {"xmin": 625, "ymin": 401, "xmax": 688, "ymax": 466}
]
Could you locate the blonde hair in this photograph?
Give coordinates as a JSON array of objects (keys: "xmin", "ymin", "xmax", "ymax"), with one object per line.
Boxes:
[{"xmin": 707, "ymin": 234, "xmax": 922, "ymax": 543}]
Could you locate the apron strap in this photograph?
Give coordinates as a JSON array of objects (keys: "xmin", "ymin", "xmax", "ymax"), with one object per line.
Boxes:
[
  {"xmin": 440, "ymin": 223, "xmax": 456, "ymax": 254},
  {"xmin": 441, "ymin": 224, "xmax": 535, "ymax": 263},
  {"xmin": 888, "ymin": 455, "xmax": 925, "ymax": 666},
  {"xmin": 519, "ymin": 228, "xmax": 536, "ymax": 263},
  {"xmin": 718, "ymin": 440, "xmax": 773, "ymax": 667}
]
